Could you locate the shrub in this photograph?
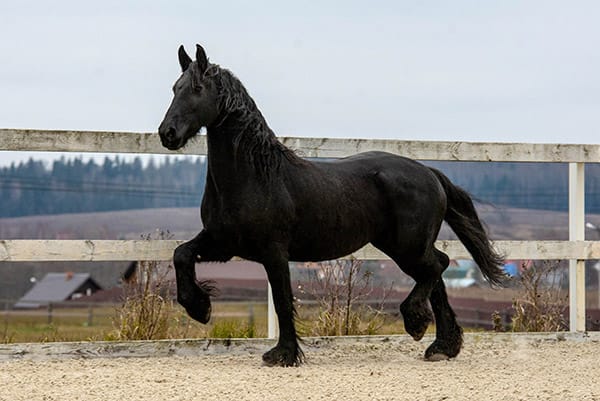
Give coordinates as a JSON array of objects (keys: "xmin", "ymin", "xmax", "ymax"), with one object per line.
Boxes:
[
  {"xmin": 112, "ymin": 231, "xmax": 191, "ymax": 340},
  {"xmin": 511, "ymin": 261, "xmax": 568, "ymax": 332},
  {"xmin": 298, "ymin": 258, "xmax": 388, "ymax": 336}
]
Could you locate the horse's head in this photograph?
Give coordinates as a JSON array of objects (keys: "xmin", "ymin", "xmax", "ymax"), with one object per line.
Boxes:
[{"xmin": 158, "ymin": 44, "xmax": 220, "ymax": 150}]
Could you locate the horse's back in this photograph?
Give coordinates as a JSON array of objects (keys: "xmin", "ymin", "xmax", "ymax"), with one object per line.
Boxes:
[
  {"xmin": 286, "ymin": 151, "xmax": 447, "ymax": 261},
  {"xmin": 315, "ymin": 151, "xmax": 444, "ymax": 205},
  {"xmin": 331, "ymin": 151, "xmax": 447, "ymax": 242}
]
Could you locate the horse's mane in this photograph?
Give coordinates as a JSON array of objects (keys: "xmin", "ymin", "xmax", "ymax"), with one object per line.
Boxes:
[{"xmin": 193, "ymin": 62, "xmax": 305, "ymax": 179}]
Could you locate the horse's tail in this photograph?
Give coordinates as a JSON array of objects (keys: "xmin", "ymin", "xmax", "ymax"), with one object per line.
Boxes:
[{"xmin": 430, "ymin": 168, "xmax": 506, "ymax": 287}]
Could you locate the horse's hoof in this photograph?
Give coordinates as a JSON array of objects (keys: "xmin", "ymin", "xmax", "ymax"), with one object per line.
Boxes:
[
  {"xmin": 262, "ymin": 357, "xmax": 286, "ymax": 367},
  {"xmin": 262, "ymin": 345, "xmax": 301, "ymax": 367},
  {"xmin": 185, "ymin": 304, "xmax": 211, "ymax": 324},
  {"xmin": 181, "ymin": 291, "xmax": 212, "ymax": 323},
  {"xmin": 262, "ymin": 350, "xmax": 294, "ymax": 367},
  {"xmin": 408, "ymin": 326, "xmax": 427, "ymax": 341},
  {"xmin": 178, "ymin": 282, "xmax": 215, "ymax": 324},
  {"xmin": 400, "ymin": 302, "xmax": 433, "ymax": 341},
  {"xmin": 403, "ymin": 317, "xmax": 430, "ymax": 341},
  {"xmin": 424, "ymin": 338, "xmax": 461, "ymax": 360},
  {"xmin": 425, "ymin": 353, "xmax": 450, "ymax": 362}
]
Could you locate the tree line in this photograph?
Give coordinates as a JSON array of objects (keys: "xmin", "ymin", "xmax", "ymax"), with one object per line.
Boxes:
[
  {"xmin": 0, "ymin": 156, "xmax": 207, "ymax": 217},
  {"xmin": 2, "ymin": 157, "xmax": 600, "ymax": 218}
]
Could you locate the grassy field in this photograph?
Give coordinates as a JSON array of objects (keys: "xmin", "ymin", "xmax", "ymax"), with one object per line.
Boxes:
[
  {"xmin": 1, "ymin": 302, "xmax": 419, "ymax": 344},
  {"xmin": 1, "ymin": 302, "xmax": 270, "ymax": 343}
]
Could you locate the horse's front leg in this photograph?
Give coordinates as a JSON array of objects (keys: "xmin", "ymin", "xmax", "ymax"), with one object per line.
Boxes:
[
  {"xmin": 173, "ymin": 230, "xmax": 221, "ymax": 324},
  {"xmin": 261, "ymin": 253, "xmax": 303, "ymax": 367}
]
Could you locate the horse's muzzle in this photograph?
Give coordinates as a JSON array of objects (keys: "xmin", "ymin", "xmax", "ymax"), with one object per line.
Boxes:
[{"xmin": 158, "ymin": 125, "xmax": 182, "ymax": 150}]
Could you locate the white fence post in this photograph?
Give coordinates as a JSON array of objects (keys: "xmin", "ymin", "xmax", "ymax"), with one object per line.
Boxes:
[
  {"xmin": 569, "ymin": 162, "xmax": 586, "ymax": 332},
  {"xmin": 267, "ymin": 283, "xmax": 278, "ymax": 339}
]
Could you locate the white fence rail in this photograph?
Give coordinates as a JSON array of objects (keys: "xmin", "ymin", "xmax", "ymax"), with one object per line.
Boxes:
[
  {"xmin": 1, "ymin": 128, "xmax": 597, "ymax": 332},
  {"xmin": 2, "ymin": 239, "xmax": 600, "ymax": 262},
  {"xmin": 3, "ymin": 128, "xmax": 600, "ymax": 162}
]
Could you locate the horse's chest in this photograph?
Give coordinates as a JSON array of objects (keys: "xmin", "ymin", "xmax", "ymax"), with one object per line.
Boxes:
[{"xmin": 202, "ymin": 194, "xmax": 292, "ymax": 244}]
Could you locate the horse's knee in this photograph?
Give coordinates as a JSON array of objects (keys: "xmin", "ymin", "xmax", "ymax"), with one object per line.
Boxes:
[{"xmin": 174, "ymin": 242, "xmax": 195, "ymax": 267}]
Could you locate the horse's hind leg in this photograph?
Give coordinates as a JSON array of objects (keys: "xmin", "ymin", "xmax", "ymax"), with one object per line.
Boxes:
[
  {"xmin": 425, "ymin": 250, "xmax": 464, "ymax": 360},
  {"xmin": 397, "ymin": 259, "xmax": 437, "ymax": 342},
  {"xmin": 173, "ymin": 230, "xmax": 220, "ymax": 324},
  {"xmin": 381, "ymin": 250, "xmax": 440, "ymax": 342}
]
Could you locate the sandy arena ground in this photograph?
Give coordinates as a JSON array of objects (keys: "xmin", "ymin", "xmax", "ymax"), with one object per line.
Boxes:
[{"xmin": 1, "ymin": 333, "xmax": 599, "ymax": 401}]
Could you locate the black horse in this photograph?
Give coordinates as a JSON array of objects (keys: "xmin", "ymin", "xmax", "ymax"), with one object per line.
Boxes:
[{"xmin": 158, "ymin": 44, "xmax": 505, "ymax": 366}]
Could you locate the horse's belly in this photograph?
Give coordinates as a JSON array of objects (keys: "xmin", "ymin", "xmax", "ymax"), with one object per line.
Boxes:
[
  {"xmin": 288, "ymin": 225, "xmax": 372, "ymax": 262},
  {"xmin": 288, "ymin": 244, "xmax": 367, "ymax": 262}
]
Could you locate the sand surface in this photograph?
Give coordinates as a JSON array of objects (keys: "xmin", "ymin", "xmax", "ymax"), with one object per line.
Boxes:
[{"xmin": 1, "ymin": 334, "xmax": 599, "ymax": 401}]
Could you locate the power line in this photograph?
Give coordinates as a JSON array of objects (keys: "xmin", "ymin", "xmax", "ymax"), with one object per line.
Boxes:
[
  {"xmin": 0, "ymin": 175, "xmax": 203, "ymax": 199},
  {"xmin": 0, "ymin": 174, "xmax": 202, "ymax": 193},
  {"xmin": 1, "ymin": 183, "xmax": 200, "ymax": 200}
]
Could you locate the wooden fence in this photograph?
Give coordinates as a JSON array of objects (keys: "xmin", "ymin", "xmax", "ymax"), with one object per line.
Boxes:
[{"xmin": 1, "ymin": 128, "xmax": 598, "ymax": 333}]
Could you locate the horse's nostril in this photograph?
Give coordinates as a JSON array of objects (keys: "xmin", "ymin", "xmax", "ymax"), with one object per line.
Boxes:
[
  {"xmin": 159, "ymin": 123, "xmax": 175, "ymax": 139},
  {"xmin": 166, "ymin": 127, "xmax": 176, "ymax": 139}
]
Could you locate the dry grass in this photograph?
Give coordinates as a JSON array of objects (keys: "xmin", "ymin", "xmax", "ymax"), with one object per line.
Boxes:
[
  {"xmin": 110, "ymin": 231, "xmax": 199, "ymax": 341},
  {"xmin": 110, "ymin": 258, "xmax": 184, "ymax": 341},
  {"xmin": 296, "ymin": 259, "xmax": 392, "ymax": 336},
  {"xmin": 511, "ymin": 261, "xmax": 568, "ymax": 332},
  {"xmin": 2, "ymin": 306, "xmax": 116, "ymax": 343},
  {"xmin": 2, "ymin": 302, "xmax": 268, "ymax": 344}
]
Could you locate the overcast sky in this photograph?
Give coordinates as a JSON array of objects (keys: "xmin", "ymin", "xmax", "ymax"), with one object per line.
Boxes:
[{"xmin": 1, "ymin": 1, "xmax": 599, "ymax": 166}]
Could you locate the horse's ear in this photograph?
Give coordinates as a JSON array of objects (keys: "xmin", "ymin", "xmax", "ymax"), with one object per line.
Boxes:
[
  {"xmin": 196, "ymin": 44, "xmax": 208, "ymax": 75},
  {"xmin": 178, "ymin": 45, "xmax": 192, "ymax": 72}
]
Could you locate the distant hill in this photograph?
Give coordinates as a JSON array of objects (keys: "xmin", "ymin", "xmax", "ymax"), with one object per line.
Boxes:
[{"xmin": 0, "ymin": 207, "xmax": 202, "ymax": 240}]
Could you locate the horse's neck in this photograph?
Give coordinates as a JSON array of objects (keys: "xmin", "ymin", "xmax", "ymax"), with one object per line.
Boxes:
[
  {"xmin": 205, "ymin": 70, "xmax": 300, "ymax": 192},
  {"xmin": 206, "ymin": 111, "xmax": 281, "ymax": 190}
]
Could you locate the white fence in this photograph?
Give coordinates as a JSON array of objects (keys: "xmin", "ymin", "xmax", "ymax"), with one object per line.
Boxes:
[{"xmin": 1, "ymin": 128, "xmax": 598, "ymax": 332}]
